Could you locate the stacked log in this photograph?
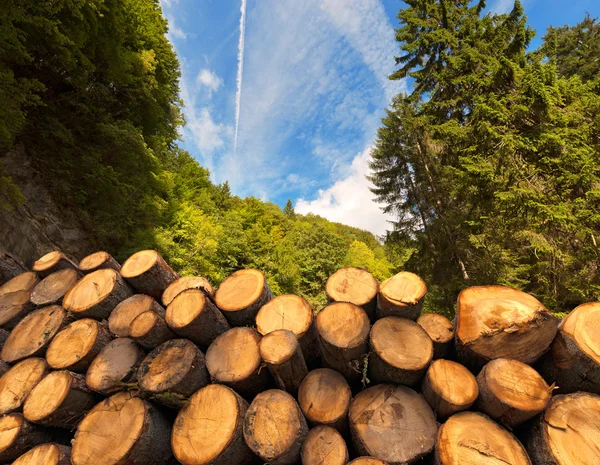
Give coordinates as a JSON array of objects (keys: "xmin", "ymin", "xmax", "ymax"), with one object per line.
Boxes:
[
  {"xmin": 0, "ymin": 358, "xmax": 48, "ymax": 415},
  {"xmin": 32, "ymin": 251, "xmax": 79, "ymax": 278},
  {"xmin": 417, "ymin": 313, "xmax": 454, "ymax": 359},
  {"xmin": 326, "ymin": 267, "xmax": 378, "ymax": 321},
  {"xmin": 29, "ymin": 269, "xmax": 80, "ymax": 306},
  {"xmin": 376, "ymin": 271, "xmax": 426, "ymax": 320},
  {"xmin": 12, "ymin": 443, "xmax": 72, "ymax": 465},
  {"xmin": 108, "ymin": 294, "xmax": 165, "ymax": 338},
  {"xmin": 130, "ymin": 310, "xmax": 175, "ymax": 349},
  {"xmin": 259, "ymin": 329, "xmax": 307, "ymax": 393},
  {"xmin": 0, "ymin": 413, "xmax": 51, "ymax": 463},
  {"xmin": 85, "ymin": 338, "xmax": 144, "ymax": 394},
  {"xmin": 120, "ymin": 250, "xmax": 179, "ymax": 300},
  {"xmin": 0, "ymin": 289, "xmax": 34, "ymax": 329},
  {"xmin": 78, "ymin": 251, "xmax": 121, "ymax": 273},
  {"xmin": 0, "ymin": 272, "xmax": 39, "ymax": 297},
  {"xmin": 162, "ymin": 276, "xmax": 214, "ymax": 306},
  {"xmin": 301, "ymin": 425, "xmax": 349, "ymax": 465}
]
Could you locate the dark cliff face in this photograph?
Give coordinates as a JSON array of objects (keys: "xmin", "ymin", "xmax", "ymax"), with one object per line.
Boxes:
[{"xmin": 0, "ymin": 146, "xmax": 92, "ymax": 276}]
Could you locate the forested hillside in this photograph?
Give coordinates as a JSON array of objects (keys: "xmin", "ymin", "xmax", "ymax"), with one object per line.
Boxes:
[
  {"xmin": 371, "ymin": 2, "xmax": 600, "ymax": 313},
  {"xmin": 0, "ymin": 0, "xmax": 397, "ymax": 308}
]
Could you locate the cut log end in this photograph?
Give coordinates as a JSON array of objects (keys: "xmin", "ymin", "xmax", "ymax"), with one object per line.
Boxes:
[
  {"xmin": 376, "ymin": 272, "xmax": 426, "ymax": 320},
  {"xmin": 130, "ymin": 311, "xmax": 175, "ymax": 350},
  {"xmin": 259, "ymin": 329, "xmax": 307, "ymax": 393},
  {"xmin": 326, "ymin": 267, "xmax": 378, "ymax": 320},
  {"xmin": 162, "ymin": 276, "xmax": 214, "ymax": 307},
  {"xmin": 348, "ymin": 459, "xmax": 389, "ymax": 465},
  {"xmin": 120, "ymin": 250, "xmax": 179, "ymax": 300},
  {"xmin": 32, "ymin": 251, "xmax": 79, "ymax": 277},
  {"xmin": 0, "ymin": 272, "xmax": 39, "ymax": 297},
  {"xmin": 422, "ymin": 359, "xmax": 478, "ymax": 420},
  {"xmin": 214, "ymin": 269, "xmax": 272, "ymax": 326},
  {"xmin": 349, "ymin": 384, "xmax": 437, "ymax": 465},
  {"xmin": 172, "ymin": 384, "xmax": 254, "ymax": 465},
  {"xmin": 0, "ymin": 290, "xmax": 33, "ymax": 329},
  {"xmin": 109, "ymin": 294, "xmax": 164, "ymax": 338},
  {"xmin": 0, "ymin": 413, "xmax": 51, "ymax": 463},
  {"xmin": 30, "ymin": 268, "xmax": 80, "ymax": 306},
  {"xmin": 0, "ymin": 358, "xmax": 48, "ymax": 415},
  {"xmin": 13, "ymin": 443, "xmax": 72, "ymax": 465},
  {"xmin": 301, "ymin": 426, "xmax": 349, "ymax": 465},
  {"xmin": 436, "ymin": 412, "xmax": 531, "ymax": 465},
  {"xmin": 243, "ymin": 389, "xmax": 308, "ymax": 465},
  {"xmin": 79, "ymin": 251, "xmax": 121, "ymax": 273},
  {"xmin": 417, "ymin": 313, "xmax": 454, "ymax": 359}
]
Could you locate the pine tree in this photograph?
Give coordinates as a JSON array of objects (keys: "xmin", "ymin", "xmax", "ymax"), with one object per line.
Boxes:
[{"xmin": 283, "ymin": 199, "xmax": 295, "ymax": 218}]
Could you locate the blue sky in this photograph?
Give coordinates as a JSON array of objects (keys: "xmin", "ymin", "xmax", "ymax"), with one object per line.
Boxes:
[{"xmin": 160, "ymin": 0, "xmax": 599, "ymax": 235}]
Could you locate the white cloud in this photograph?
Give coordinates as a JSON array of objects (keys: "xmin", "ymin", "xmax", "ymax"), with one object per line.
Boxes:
[
  {"xmin": 295, "ymin": 146, "xmax": 395, "ymax": 236},
  {"xmin": 489, "ymin": 0, "xmax": 515, "ymax": 14},
  {"xmin": 196, "ymin": 69, "xmax": 223, "ymax": 93}
]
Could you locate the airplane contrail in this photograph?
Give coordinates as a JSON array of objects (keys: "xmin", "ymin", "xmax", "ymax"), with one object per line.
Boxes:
[{"xmin": 234, "ymin": 0, "xmax": 247, "ymax": 155}]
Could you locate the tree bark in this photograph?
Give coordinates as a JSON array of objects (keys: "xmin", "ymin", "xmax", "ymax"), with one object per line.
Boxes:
[
  {"xmin": 130, "ymin": 310, "xmax": 175, "ymax": 350},
  {"xmin": 243, "ymin": 389, "xmax": 308, "ymax": 465},
  {"xmin": 301, "ymin": 426, "xmax": 349, "ymax": 465},
  {"xmin": 316, "ymin": 302, "xmax": 370, "ymax": 382},
  {"xmin": 214, "ymin": 269, "xmax": 272, "ymax": 326},
  {"xmin": 78, "ymin": 251, "xmax": 121, "ymax": 273},
  {"xmin": 30, "ymin": 268, "xmax": 80, "ymax": 306},
  {"xmin": 162, "ymin": 276, "xmax": 214, "ymax": 307},
  {"xmin": 259, "ymin": 329, "xmax": 307, "ymax": 393},
  {"xmin": 120, "ymin": 250, "xmax": 179, "ymax": 300},
  {"xmin": 12, "ymin": 443, "xmax": 72, "ymax": 465},
  {"xmin": 0, "ymin": 413, "xmax": 51, "ymax": 463},
  {"xmin": 349, "ymin": 384, "xmax": 437, "ymax": 465},
  {"xmin": 417, "ymin": 313, "xmax": 454, "ymax": 359},
  {"xmin": 376, "ymin": 272, "xmax": 427, "ymax": 321},
  {"xmin": 32, "ymin": 251, "xmax": 79, "ymax": 278},
  {"xmin": 0, "ymin": 358, "xmax": 48, "ymax": 415},
  {"xmin": 326, "ymin": 267, "xmax": 378, "ymax": 321}
]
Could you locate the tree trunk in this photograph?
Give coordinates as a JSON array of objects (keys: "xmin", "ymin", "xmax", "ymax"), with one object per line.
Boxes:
[
  {"xmin": 526, "ymin": 392, "xmax": 600, "ymax": 465},
  {"xmin": 214, "ymin": 269, "xmax": 272, "ymax": 326},
  {"xmin": 0, "ymin": 271, "xmax": 39, "ymax": 297},
  {"xmin": 259, "ymin": 329, "xmax": 307, "ymax": 393},
  {"xmin": 368, "ymin": 316, "xmax": 433, "ymax": 386},
  {"xmin": 0, "ymin": 358, "xmax": 48, "ymax": 415},
  {"xmin": 71, "ymin": 391, "xmax": 173, "ymax": 465},
  {"xmin": 23, "ymin": 370, "xmax": 96, "ymax": 427},
  {"xmin": 376, "ymin": 272, "xmax": 427, "ymax": 321},
  {"xmin": 30, "ymin": 268, "xmax": 80, "ymax": 306},
  {"xmin": 85, "ymin": 338, "xmax": 145, "ymax": 395},
  {"xmin": 326, "ymin": 267, "xmax": 378, "ymax": 321},
  {"xmin": 316, "ymin": 302, "xmax": 370, "ymax": 382},
  {"xmin": 349, "ymin": 384, "xmax": 437, "ymax": 465},
  {"xmin": 421, "ymin": 359, "xmax": 478, "ymax": 420},
  {"xmin": 455, "ymin": 285, "xmax": 558, "ymax": 370},
  {"xmin": 0, "ymin": 289, "xmax": 34, "ymax": 329},
  {"xmin": 256, "ymin": 293, "xmax": 319, "ymax": 364},
  {"xmin": 301, "ymin": 426, "xmax": 349, "ymax": 465},
  {"xmin": 63, "ymin": 268, "xmax": 134, "ymax": 320},
  {"xmin": 435, "ymin": 412, "xmax": 531, "ymax": 465},
  {"xmin": 130, "ymin": 310, "xmax": 175, "ymax": 350},
  {"xmin": 476, "ymin": 358, "xmax": 551, "ymax": 428},
  {"xmin": 205, "ymin": 327, "xmax": 270, "ymax": 398},
  {"xmin": 13, "ymin": 443, "xmax": 72, "ymax": 465},
  {"xmin": 243, "ymin": 389, "xmax": 308, "ymax": 465},
  {"xmin": 108, "ymin": 294, "xmax": 165, "ymax": 338},
  {"xmin": 46, "ymin": 318, "xmax": 112, "ymax": 373},
  {"xmin": 0, "ymin": 413, "xmax": 51, "ymax": 463},
  {"xmin": 172, "ymin": 384, "xmax": 254, "ymax": 465},
  {"xmin": 2, "ymin": 305, "xmax": 70, "ymax": 363},
  {"xmin": 138, "ymin": 339, "xmax": 209, "ymax": 408},
  {"xmin": 165, "ymin": 289, "xmax": 229, "ymax": 350},
  {"xmin": 120, "ymin": 250, "xmax": 179, "ymax": 300},
  {"xmin": 79, "ymin": 251, "xmax": 121, "ymax": 273},
  {"xmin": 538, "ymin": 302, "xmax": 600, "ymax": 394},
  {"xmin": 417, "ymin": 313, "xmax": 454, "ymax": 359},
  {"xmin": 162, "ymin": 276, "xmax": 214, "ymax": 307},
  {"xmin": 32, "ymin": 251, "xmax": 79, "ymax": 278},
  {"xmin": 298, "ymin": 368, "xmax": 352, "ymax": 434}
]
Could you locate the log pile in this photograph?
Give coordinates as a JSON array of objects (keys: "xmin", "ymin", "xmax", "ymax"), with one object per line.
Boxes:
[{"xmin": 0, "ymin": 251, "xmax": 597, "ymax": 465}]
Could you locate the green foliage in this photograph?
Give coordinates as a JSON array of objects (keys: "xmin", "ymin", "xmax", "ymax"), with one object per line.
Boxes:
[{"xmin": 372, "ymin": 1, "xmax": 600, "ymax": 313}]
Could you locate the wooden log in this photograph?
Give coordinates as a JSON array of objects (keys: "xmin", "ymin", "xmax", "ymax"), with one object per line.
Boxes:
[
  {"xmin": 46, "ymin": 318, "xmax": 112, "ymax": 372},
  {"xmin": 256, "ymin": 294, "xmax": 319, "ymax": 363},
  {"xmin": 172, "ymin": 384, "xmax": 254, "ymax": 465},
  {"xmin": 0, "ymin": 327, "xmax": 8, "ymax": 348},
  {"xmin": 349, "ymin": 384, "xmax": 437, "ymax": 465},
  {"xmin": 71, "ymin": 391, "xmax": 173, "ymax": 465},
  {"xmin": 30, "ymin": 268, "xmax": 80, "ymax": 306},
  {"xmin": 422, "ymin": 359, "xmax": 478, "ymax": 420},
  {"xmin": 376, "ymin": 272, "xmax": 426, "ymax": 321},
  {"xmin": 0, "ymin": 413, "xmax": 51, "ymax": 463},
  {"xmin": 298, "ymin": 368, "xmax": 351, "ymax": 433},
  {"xmin": 0, "ymin": 358, "xmax": 48, "ymax": 415},
  {"xmin": 165, "ymin": 289, "xmax": 229, "ymax": 350},
  {"xmin": 214, "ymin": 269, "xmax": 272, "ymax": 326},
  {"xmin": 23, "ymin": 370, "xmax": 96, "ymax": 427},
  {"xmin": 243, "ymin": 389, "xmax": 308, "ymax": 465},
  {"xmin": 259, "ymin": 329, "xmax": 307, "ymax": 393},
  {"xmin": 0, "ymin": 271, "xmax": 39, "ymax": 297},
  {"xmin": 417, "ymin": 313, "xmax": 454, "ymax": 359},
  {"xmin": 301, "ymin": 425, "xmax": 349, "ymax": 465},
  {"xmin": 13, "ymin": 443, "xmax": 72, "ymax": 465},
  {"xmin": 205, "ymin": 327, "xmax": 270, "ymax": 397},
  {"xmin": 79, "ymin": 251, "xmax": 121, "ymax": 273},
  {"xmin": 316, "ymin": 302, "xmax": 370, "ymax": 382},
  {"xmin": 130, "ymin": 311, "xmax": 175, "ymax": 350},
  {"xmin": 455, "ymin": 285, "xmax": 558, "ymax": 370},
  {"xmin": 349, "ymin": 459, "xmax": 389, "ymax": 465},
  {"xmin": 162, "ymin": 276, "xmax": 214, "ymax": 307},
  {"xmin": 85, "ymin": 338, "xmax": 145, "ymax": 394},
  {"xmin": 108, "ymin": 294, "xmax": 165, "ymax": 338},
  {"xmin": 63, "ymin": 268, "xmax": 133, "ymax": 320},
  {"xmin": 476, "ymin": 358, "xmax": 551, "ymax": 428},
  {"xmin": 435, "ymin": 412, "xmax": 531, "ymax": 465},
  {"xmin": 1, "ymin": 305, "xmax": 70, "ymax": 363},
  {"xmin": 0, "ymin": 289, "xmax": 34, "ymax": 329},
  {"xmin": 368, "ymin": 316, "xmax": 433, "ymax": 386},
  {"xmin": 32, "ymin": 251, "xmax": 79, "ymax": 278},
  {"xmin": 326, "ymin": 267, "xmax": 378, "ymax": 321},
  {"xmin": 138, "ymin": 339, "xmax": 209, "ymax": 408},
  {"xmin": 539, "ymin": 302, "xmax": 600, "ymax": 394},
  {"xmin": 120, "ymin": 250, "xmax": 179, "ymax": 300},
  {"xmin": 526, "ymin": 392, "xmax": 600, "ymax": 465}
]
